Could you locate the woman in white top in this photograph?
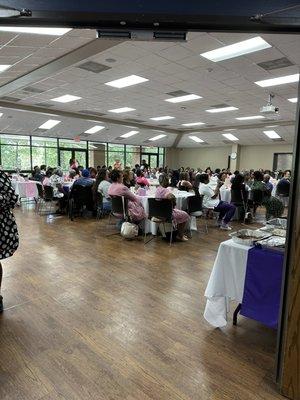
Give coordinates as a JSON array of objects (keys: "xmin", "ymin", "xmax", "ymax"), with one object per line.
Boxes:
[
  {"xmin": 95, "ymin": 168, "xmax": 111, "ymax": 213},
  {"xmin": 198, "ymin": 173, "xmax": 236, "ymax": 230}
]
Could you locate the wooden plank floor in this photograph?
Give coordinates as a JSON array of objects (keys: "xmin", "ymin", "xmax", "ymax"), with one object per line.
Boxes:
[{"xmin": 0, "ymin": 207, "xmax": 284, "ymax": 400}]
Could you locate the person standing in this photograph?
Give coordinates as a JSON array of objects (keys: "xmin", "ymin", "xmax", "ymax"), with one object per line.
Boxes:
[{"xmin": 0, "ymin": 171, "xmax": 19, "ymax": 312}]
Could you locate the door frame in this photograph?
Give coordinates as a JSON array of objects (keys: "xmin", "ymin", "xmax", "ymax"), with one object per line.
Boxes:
[
  {"xmin": 141, "ymin": 152, "xmax": 159, "ymax": 168},
  {"xmin": 58, "ymin": 147, "xmax": 88, "ymax": 169}
]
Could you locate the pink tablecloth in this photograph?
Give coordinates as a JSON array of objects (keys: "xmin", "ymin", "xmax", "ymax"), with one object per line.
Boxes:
[{"xmin": 12, "ymin": 181, "xmax": 39, "ymax": 199}]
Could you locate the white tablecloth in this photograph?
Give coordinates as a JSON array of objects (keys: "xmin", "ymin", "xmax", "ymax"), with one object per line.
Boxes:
[
  {"xmin": 204, "ymin": 239, "xmax": 251, "ymax": 328},
  {"xmin": 138, "ymin": 191, "xmax": 195, "ymax": 234},
  {"xmin": 11, "ymin": 180, "xmax": 40, "ymax": 199}
]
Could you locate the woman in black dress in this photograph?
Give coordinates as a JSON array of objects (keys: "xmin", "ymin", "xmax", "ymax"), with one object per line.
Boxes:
[{"xmin": 0, "ymin": 171, "xmax": 19, "ymax": 312}]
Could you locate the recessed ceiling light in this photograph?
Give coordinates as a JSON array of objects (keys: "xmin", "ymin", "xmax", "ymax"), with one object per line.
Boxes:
[
  {"xmin": 206, "ymin": 106, "xmax": 238, "ymax": 113},
  {"xmin": 0, "ymin": 27, "xmax": 72, "ymax": 36},
  {"xmin": 265, "ymin": 125, "xmax": 278, "ymax": 128},
  {"xmin": 84, "ymin": 125, "xmax": 105, "ymax": 134},
  {"xmin": 223, "ymin": 128, "xmax": 237, "ymax": 131},
  {"xmin": 108, "ymin": 107, "xmax": 136, "ymax": 113},
  {"xmin": 200, "ymin": 36, "xmax": 271, "ymax": 62},
  {"xmin": 189, "ymin": 136, "xmax": 204, "ymax": 143},
  {"xmin": 0, "ymin": 113, "xmax": 3, "ymax": 117},
  {"xmin": 288, "ymin": 97, "xmax": 298, "ymax": 103},
  {"xmin": 0, "ymin": 65, "xmax": 11, "ymax": 73},
  {"xmin": 263, "ymin": 130, "xmax": 281, "ymax": 139},
  {"xmin": 51, "ymin": 94, "xmax": 82, "ymax": 103},
  {"xmin": 255, "ymin": 73, "xmax": 299, "ymax": 87},
  {"xmin": 182, "ymin": 122, "xmax": 205, "ymax": 127},
  {"xmin": 105, "ymin": 75, "xmax": 149, "ymax": 88},
  {"xmin": 150, "ymin": 116, "xmax": 175, "ymax": 121},
  {"xmin": 39, "ymin": 119, "xmax": 61, "ymax": 130},
  {"xmin": 236, "ymin": 115, "xmax": 266, "ymax": 120},
  {"xmin": 165, "ymin": 94, "xmax": 202, "ymax": 103},
  {"xmin": 121, "ymin": 130, "xmax": 139, "ymax": 138},
  {"xmin": 149, "ymin": 134, "xmax": 167, "ymax": 141},
  {"xmin": 222, "ymin": 133, "xmax": 239, "ymax": 141}
]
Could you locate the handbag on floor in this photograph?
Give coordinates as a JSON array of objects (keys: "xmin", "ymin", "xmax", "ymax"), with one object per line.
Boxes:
[{"xmin": 121, "ymin": 221, "xmax": 139, "ymax": 239}]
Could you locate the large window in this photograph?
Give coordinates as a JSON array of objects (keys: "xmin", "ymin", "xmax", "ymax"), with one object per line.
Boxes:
[
  {"xmin": 0, "ymin": 134, "xmax": 165, "ymax": 172},
  {"xmin": 0, "ymin": 135, "xmax": 31, "ymax": 171},
  {"xmin": 31, "ymin": 137, "xmax": 58, "ymax": 168},
  {"xmin": 107, "ymin": 144, "xmax": 125, "ymax": 168}
]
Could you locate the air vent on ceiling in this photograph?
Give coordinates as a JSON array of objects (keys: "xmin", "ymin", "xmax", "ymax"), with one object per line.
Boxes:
[
  {"xmin": 166, "ymin": 90, "xmax": 190, "ymax": 97},
  {"xmin": 1, "ymin": 96, "xmax": 21, "ymax": 102},
  {"xmin": 272, "ymin": 138, "xmax": 285, "ymax": 142},
  {"xmin": 34, "ymin": 102, "xmax": 54, "ymax": 108},
  {"xmin": 257, "ymin": 57, "xmax": 294, "ymax": 71},
  {"xmin": 78, "ymin": 110, "xmax": 106, "ymax": 116},
  {"xmin": 77, "ymin": 61, "xmax": 111, "ymax": 73},
  {"xmin": 210, "ymin": 103, "xmax": 230, "ymax": 108},
  {"xmin": 23, "ymin": 86, "xmax": 45, "ymax": 94}
]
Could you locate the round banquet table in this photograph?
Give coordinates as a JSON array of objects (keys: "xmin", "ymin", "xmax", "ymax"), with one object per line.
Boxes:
[
  {"xmin": 11, "ymin": 180, "xmax": 40, "ymax": 200},
  {"xmin": 137, "ymin": 190, "xmax": 195, "ymax": 234}
]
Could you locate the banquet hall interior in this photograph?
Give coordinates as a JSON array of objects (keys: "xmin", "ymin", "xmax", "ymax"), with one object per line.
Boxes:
[{"xmin": 0, "ymin": 12, "xmax": 299, "ymax": 400}]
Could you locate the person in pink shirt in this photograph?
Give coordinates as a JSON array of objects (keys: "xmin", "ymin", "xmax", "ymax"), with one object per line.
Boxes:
[
  {"xmin": 108, "ymin": 170, "xmax": 146, "ymax": 224},
  {"xmin": 135, "ymin": 169, "xmax": 150, "ymax": 187},
  {"xmin": 155, "ymin": 173, "xmax": 189, "ymax": 241}
]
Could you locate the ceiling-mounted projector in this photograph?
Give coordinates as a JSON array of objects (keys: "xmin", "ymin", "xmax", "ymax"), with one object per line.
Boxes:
[{"xmin": 260, "ymin": 93, "xmax": 279, "ymax": 114}]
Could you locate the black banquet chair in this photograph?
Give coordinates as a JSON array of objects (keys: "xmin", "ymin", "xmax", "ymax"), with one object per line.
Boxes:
[
  {"xmin": 145, "ymin": 198, "xmax": 174, "ymax": 245},
  {"xmin": 187, "ymin": 194, "xmax": 207, "ymax": 234},
  {"xmin": 68, "ymin": 185, "xmax": 94, "ymax": 221}
]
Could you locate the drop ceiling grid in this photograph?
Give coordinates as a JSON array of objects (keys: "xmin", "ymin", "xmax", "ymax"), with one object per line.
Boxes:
[{"xmin": 0, "ymin": 31, "xmax": 298, "ymax": 147}]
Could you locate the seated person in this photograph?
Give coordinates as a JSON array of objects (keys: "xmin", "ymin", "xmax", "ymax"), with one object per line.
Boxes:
[
  {"xmin": 135, "ymin": 169, "xmax": 149, "ymax": 187},
  {"xmin": 155, "ymin": 173, "xmax": 189, "ymax": 241},
  {"xmin": 123, "ymin": 169, "xmax": 135, "ymax": 188},
  {"xmin": 108, "ymin": 169, "xmax": 146, "ymax": 225},
  {"xmin": 198, "ymin": 173, "xmax": 236, "ymax": 230},
  {"xmin": 177, "ymin": 172, "xmax": 193, "ymax": 191},
  {"xmin": 31, "ymin": 167, "xmax": 44, "ymax": 182},
  {"xmin": 95, "ymin": 168, "xmax": 112, "ymax": 213},
  {"xmin": 276, "ymin": 170, "xmax": 291, "ymax": 197},
  {"xmin": 89, "ymin": 167, "xmax": 97, "ymax": 179},
  {"xmin": 73, "ymin": 169, "xmax": 94, "ymax": 187}
]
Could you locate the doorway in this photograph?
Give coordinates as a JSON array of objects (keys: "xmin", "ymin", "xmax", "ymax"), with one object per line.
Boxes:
[{"xmin": 141, "ymin": 153, "xmax": 158, "ymax": 168}]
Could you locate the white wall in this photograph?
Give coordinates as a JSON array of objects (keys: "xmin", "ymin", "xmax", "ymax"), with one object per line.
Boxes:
[
  {"xmin": 166, "ymin": 143, "xmax": 294, "ymax": 171},
  {"xmin": 239, "ymin": 144, "xmax": 293, "ymax": 171},
  {"xmin": 166, "ymin": 146, "xmax": 231, "ymax": 170}
]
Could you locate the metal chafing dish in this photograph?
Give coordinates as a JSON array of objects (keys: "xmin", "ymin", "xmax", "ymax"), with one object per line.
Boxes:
[{"xmin": 229, "ymin": 229, "xmax": 270, "ymax": 246}]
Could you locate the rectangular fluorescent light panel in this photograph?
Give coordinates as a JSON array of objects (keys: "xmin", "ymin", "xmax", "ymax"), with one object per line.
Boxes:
[
  {"xmin": 288, "ymin": 97, "xmax": 298, "ymax": 103},
  {"xmin": 150, "ymin": 116, "xmax": 175, "ymax": 121},
  {"xmin": 51, "ymin": 94, "xmax": 82, "ymax": 103},
  {"xmin": 105, "ymin": 75, "xmax": 148, "ymax": 88},
  {"xmin": 108, "ymin": 107, "xmax": 135, "ymax": 113},
  {"xmin": 236, "ymin": 115, "xmax": 265, "ymax": 120},
  {"xmin": 149, "ymin": 134, "xmax": 167, "ymax": 141},
  {"xmin": 200, "ymin": 36, "xmax": 271, "ymax": 62},
  {"xmin": 206, "ymin": 106, "xmax": 238, "ymax": 113},
  {"xmin": 84, "ymin": 125, "xmax": 105, "ymax": 134},
  {"xmin": 0, "ymin": 65, "xmax": 11, "ymax": 73},
  {"xmin": 182, "ymin": 122, "xmax": 205, "ymax": 127},
  {"xmin": 0, "ymin": 27, "xmax": 72, "ymax": 36},
  {"xmin": 39, "ymin": 119, "xmax": 61, "ymax": 130},
  {"xmin": 121, "ymin": 130, "xmax": 139, "ymax": 138},
  {"xmin": 263, "ymin": 130, "xmax": 281, "ymax": 139},
  {"xmin": 165, "ymin": 94, "xmax": 202, "ymax": 103},
  {"xmin": 189, "ymin": 136, "xmax": 204, "ymax": 143},
  {"xmin": 222, "ymin": 133, "xmax": 239, "ymax": 141},
  {"xmin": 0, "ymin": 113, "xmax": 3, "ymax": 117},
  {"xmin": 255, "ymin": 73, "xmax": 299, "ymax": 87}
]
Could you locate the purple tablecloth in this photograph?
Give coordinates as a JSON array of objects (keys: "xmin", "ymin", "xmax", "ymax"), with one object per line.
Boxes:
[{"xmin": 240, "ymin": 247, "xmax": 284, "ymax": 329}]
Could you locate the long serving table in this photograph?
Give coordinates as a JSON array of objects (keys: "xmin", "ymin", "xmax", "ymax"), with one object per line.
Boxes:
[
  {"xmin": 138, "ymin": 191, "xmax": 195, "ymax": 234},
  {"xmin": 11, "ymin": 180, "xmax": 40, "ymax": 201},
  {"xmin": 204, "ymin": 239, "xmax": 284, "ymax": 329}
]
